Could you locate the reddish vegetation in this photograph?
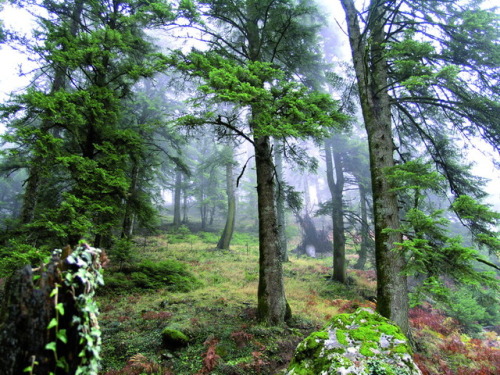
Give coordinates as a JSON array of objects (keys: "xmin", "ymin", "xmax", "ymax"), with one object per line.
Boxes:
[
  {"xmin": 103, "ymin": 354, "xmax": 173, "ymax": 375},
  {"xmin": 410, "ymin": 305, "xmax": 458, "ymax": 336},
  {"xmin": 196, "ymin": 338, "xmax": 221, "ymax": 375},
  {"xmin": 410, "ymin": 304, "xmax": 500, "ymax": 375},
  {"xmin": 141, "ymin": 311, "xmax": 173, "ymax": 320},
  {"xmin": 231, "ymin": 329, "xmax": 254, "ymax": 348}
]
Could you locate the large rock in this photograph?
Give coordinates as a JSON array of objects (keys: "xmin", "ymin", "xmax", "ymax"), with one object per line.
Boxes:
[{"xmin": 287, "ymin": 308, "xmax": 422, "ymax": 375}]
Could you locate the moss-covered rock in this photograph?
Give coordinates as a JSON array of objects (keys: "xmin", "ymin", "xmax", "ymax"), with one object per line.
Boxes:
[
  {"xmin": 287, "ymin": 308, "xmax": 422, "ymax": 375},
  {"xmin": 161, "ymin": 328, "xmax": 190, "ymax": 350}
]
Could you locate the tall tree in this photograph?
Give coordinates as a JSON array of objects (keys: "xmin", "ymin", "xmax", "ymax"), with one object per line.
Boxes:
[
  {"xmin": 172, "ymin": 0, "xmax": 344, "ymax": 325},
  {"xmin": 340, "ymin": 0, "xmax": 500, "ymax": 335},
  {"xmin": 324, "ymin": 135, "xmax": 346, "ymax": 283},
  {"xmin": 216, "ymin": 143, "xmax": 237, "ymax": 250},
  {"xmin": 1, "ymin": 0, "xmax": 181, "ymax": 247}
]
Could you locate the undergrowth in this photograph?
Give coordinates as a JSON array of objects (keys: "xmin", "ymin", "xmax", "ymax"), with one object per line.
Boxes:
[{"xmin": 97, "ymin": 232, "xmax": 499, "ymax": 374}]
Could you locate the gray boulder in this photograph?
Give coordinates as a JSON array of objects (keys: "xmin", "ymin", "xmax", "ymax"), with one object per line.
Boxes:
[{"xmin": 287, "ymin": 308, "xmax": 422, "ymax": 375}]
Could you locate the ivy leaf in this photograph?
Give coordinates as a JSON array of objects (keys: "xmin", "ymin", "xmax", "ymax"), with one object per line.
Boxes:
[
  {"xmin": 55, "ymin": 303, "xmax": 65, "ymax": 316},
  {"xmin": 57, "ymin": 329, "xmax": 68, "ymax": 344},
  {"xmin": 47, "ymin": 318, "xmax": 58, "ymax": 330},
  {"xmin": 45, "ymin": 342, "xmax": 57, "ymax": 352}
]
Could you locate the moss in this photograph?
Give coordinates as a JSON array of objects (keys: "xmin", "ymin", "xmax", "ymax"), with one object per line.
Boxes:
[
  {"xmin": 336, "ymin": 329, "xmax": 348, "ymax": 346},
  {"xmin": 360, "ymin": 341, "xmax": 378, "ymax": 357},
  {"xmin": 287, "ymin": 309, "xmax": 420, "ymax": 375},
  {"xmin": 392, "ymin": 344, "xmax": 410, "ymax": 354},
  {"xmin": 349, "ymin": 325, "xmax": 381, "ymax": 342},
  {"xmin": 161, "ymin": 328, "xmax": 189, "ymax": 350}
]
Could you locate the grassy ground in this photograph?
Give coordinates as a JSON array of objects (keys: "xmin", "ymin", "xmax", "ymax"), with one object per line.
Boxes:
[
  {"xmin": 97, "ymin": 232, "xmax": 499, "ymax": 375},
  {"xmin": 97, "ymin": 232, "xmax": 376, "ymax": 374}
]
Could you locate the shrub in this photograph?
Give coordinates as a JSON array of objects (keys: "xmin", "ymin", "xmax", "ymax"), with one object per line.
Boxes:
[
  {"xmin": 108, "ymin": 238, "xmax": 135, "ymax": 268},
  {"xmin": 103, "ymin": 259, "xmax": 201, "ymax": 293},
  {"xmin": 0, "ymin": 240, "xmax": 49, "ymax": 278}
]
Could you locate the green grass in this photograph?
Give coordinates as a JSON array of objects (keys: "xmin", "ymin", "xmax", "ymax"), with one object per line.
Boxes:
[
  {"xmin": 97, "ymin": 232, "xmax": 500, "ymax": 375},
  {"xmin": 97, "ymin": 233, "xmax": 366, "ymax": 374}
]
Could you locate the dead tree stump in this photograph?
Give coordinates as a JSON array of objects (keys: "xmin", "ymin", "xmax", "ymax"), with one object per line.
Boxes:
[{"xmin": 0, "ymin": 244, "xmax": 103, "ymax": 375}]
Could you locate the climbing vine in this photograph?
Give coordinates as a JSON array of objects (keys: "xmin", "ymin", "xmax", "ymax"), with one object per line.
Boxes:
[{"xmin": 24, "ymin": 244, "xmax": 104, "ymax": 375}]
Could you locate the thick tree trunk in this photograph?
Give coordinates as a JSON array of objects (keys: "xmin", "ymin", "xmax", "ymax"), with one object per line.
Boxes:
[
  {"xmin": 274, "ymin": 139, "xmax": 288, "ymax": 262},
  {"xmin": 246, "ymin": 0, "xmax": 289, "ymax": 325},
  {"xmin": 217, "ymin": 161, "xmax": 236, "ymax": 250},
  {"xmin": 173, "ymin": 169, "xmax": 182, "ymax": 226},
  {"xmin": 325, "ymin": 137, "xmax": 346, "ymax": 283},
  {"xmin": 340, "ymin": 0, "xmax": 410, "ymax": 336},
  {"xmin": 254, "ymin": 135, "xmax": 289, "ymax": 325}
]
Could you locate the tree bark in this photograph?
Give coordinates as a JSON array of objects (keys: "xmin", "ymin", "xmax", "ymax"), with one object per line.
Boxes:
[
  {"xmin": 217, "ymin": 160, "xmax": 236, "ymax": 250},
  {"xmin": 340, "ymin": 0, "xmax": 410, "ymax": 336},
  {"xmin": 274, "ymin": 139, "xmax": 289, "ymax": 262},
  {"xmin": 254, "ymin": 134, "xmax": 289, "ymax": 325},
  {"xmin": 325, "ymin": 137, "xmax": 346, "ymax": 283}
]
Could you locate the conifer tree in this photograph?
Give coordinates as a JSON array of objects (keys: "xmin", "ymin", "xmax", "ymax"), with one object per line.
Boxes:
[
  {"xmin": 171, "ymin": 0, "xmax": 345, "ymax": 324},
  {"xmin": 340, "ymin": 0, "xmax": 500, "ymax": 335},
  {"xmin": 1, "ymin": 0, "xmax": 183, "ymax": 247}
]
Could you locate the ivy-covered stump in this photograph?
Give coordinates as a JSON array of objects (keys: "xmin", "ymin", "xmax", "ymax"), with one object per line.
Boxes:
[
  {"xmin": 286, "ymin": 308, "xmax": 422, "ymax": 375},
  {"xmin": 0, "ymin": 244, "xmax": 104, "ymax": 375}
]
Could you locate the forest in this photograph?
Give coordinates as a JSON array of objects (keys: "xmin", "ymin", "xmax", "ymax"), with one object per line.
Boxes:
[{"xmin": 0, "ymin": 0, "xmax": 499, "ymax": 374}]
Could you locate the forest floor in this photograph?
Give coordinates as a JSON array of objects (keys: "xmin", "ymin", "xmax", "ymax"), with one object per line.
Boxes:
[{"xmin": 97, "ymin": 231, "xmax": 500, "ymax": 375}]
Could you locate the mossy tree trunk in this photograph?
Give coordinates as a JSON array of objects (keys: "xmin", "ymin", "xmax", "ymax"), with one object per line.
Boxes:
[
  {"xmin": 254, "ymin": 133, "xmax": 289, "ymax": 325},
  {"xmin": 340, "ymin": 0, "xmax": 410, "ymax": 336},
  {"xmin": 354, "ymin": 183, "xmax": 370, "ymax": 270}
]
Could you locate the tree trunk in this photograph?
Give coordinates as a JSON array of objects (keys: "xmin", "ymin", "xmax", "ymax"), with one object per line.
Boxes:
[
  {"xmin": 243, "ymin": 0, "xmax": 289, "ymax": 325},
  {"xmin": 121, "ymin": 160, "xmax": 139, "ymax": 239},
  {"xmin": 325, "ymin": 137, "xmax": 346, "ymax": 283},
  {"xmin": 217, "ymin": 160, "xmax": 236, "ymax": 250},
  {"xmin": 173, "ymin": 169, "xmax": 182, "ymax": 227},
  {"xmin": 274, "ymin": 139, "xmax": 288, "ymax": 262},
  {"xmin": 340, "ymin": 0, "xmax": 410, "ymax": 336},
  {"xmin": 20, "ymin": 170, "xmax": 40, "ymax": 225},
  {"xmin": 254, "ymin": 134, "xmax": 289, "ymax": 325},
  {"xmin": 294, "ymin": 213, "xmax": 331, "ymax": 257},
  {"xmin": 182, "ymin": 188, "xmax": 189, "ymax": 224},
  {"xmin": 354, "ymin": 183, "xmax": 370, "ymax": 270},
  {"xmin": 0, "ymin": 245, "xmax": 103, "ymax": 375}
]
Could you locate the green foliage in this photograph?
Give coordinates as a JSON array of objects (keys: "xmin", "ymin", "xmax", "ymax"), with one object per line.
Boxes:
[
  {"xmin": 170, "ymin": 50, "xmax": 347, "ymax": 140},
  {"xmin": 108, "ymin": 238, "xmax": 135, "ymax": 268},
  {"xmin": 445, "ymin": 285, "xmax": 500, "ymax": 334},
  {"xmin": 0, "ymin": 240, "xmax": 49, "ymax": 278},
  {"xmin": 452, "ymin": 195, "xmax": 500, "ymax": 252},
  {"xmin": 384, "ymin": 159, "xmax": 499, "ymax": 314},
  {"xmin": 103, "ymin": 259, "xmax": 201, "ymax": 293}
]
